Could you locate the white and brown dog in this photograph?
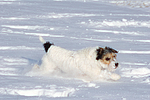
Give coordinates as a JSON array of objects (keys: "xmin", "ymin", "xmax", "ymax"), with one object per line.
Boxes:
[{"xmin": 30, "ymin": 36, "xmax": 121, "ymax": 81}]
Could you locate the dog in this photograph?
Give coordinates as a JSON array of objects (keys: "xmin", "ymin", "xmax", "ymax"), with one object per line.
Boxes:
[{"xmin": 30, "ymin": 36, "xmax": 121, "ymax": 81}]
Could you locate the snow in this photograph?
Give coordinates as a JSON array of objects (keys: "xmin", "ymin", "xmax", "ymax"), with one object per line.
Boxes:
[
  {"xmin": 0, "ymin": 0, "xmax": 150, "ymax": 99},
  {"xmin": 121, "ymin": 67, "xmax": 150, "ymax": 78},
  {"xmin": 0, "ymin": 86, "xmax": 75, "ymax": 97}
]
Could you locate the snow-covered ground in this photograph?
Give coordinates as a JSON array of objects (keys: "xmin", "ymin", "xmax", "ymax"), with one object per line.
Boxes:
[{"xmin": 0, "ymin": 0, "xmax": 150, "ymax": 99}]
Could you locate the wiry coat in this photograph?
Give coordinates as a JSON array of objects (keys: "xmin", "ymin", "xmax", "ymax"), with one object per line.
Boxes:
[
  {"xmin": 42, "ymin": 46, "xmax": 100, "ymax": 78},
  {"xmin": 28, "ymin": 37, "xmax": 121, "ymax": 81}
]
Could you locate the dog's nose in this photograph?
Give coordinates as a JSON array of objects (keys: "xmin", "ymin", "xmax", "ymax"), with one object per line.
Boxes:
[{"xmin": 115, "ymin": 63, "xmax": 119, "ymax": 67}]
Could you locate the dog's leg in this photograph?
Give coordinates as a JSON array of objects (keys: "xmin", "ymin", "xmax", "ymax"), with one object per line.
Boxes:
[
  {"xmin": 110, "ymin": 73, "xmax": 121, "ymax": 81},
  {"xmin": 32, "ymin": 64, "xmax": 40, "ymax": 69},
  {"xmin": 99, "ymin": 70, "xmax": 121, "ymax": 81}
]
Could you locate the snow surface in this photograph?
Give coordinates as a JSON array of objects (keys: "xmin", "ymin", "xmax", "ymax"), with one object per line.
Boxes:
[{"xmin": 0, "ymin": 0, "xmax": 150, "ymax": 99}]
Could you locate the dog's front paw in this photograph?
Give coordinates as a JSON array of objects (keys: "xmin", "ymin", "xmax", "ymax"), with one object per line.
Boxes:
[
  {"xmin": 110, "ymin": 73, "xmax": 121, "ymax": 81},
  {"xmin": 33, "ymin": 64, "xmax": 40, "ymax": 69}
]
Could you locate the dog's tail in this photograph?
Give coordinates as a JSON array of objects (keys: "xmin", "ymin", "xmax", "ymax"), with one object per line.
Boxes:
[
  {"xmin": 39, "ymin": 36, "xmax": 46, "ymax": 44},
  {"xmin": 39, "ymin": 36, "xmax": 54, "ymax": 53}
]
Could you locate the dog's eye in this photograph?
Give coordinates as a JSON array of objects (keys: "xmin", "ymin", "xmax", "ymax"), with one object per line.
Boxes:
[
  {"xmin": 113, "ymin": 54, "xmax": 117, "ymax": 58},
  {"xmin": 105, "ymin": 57, "xmax": 110, "ymax": 61}
]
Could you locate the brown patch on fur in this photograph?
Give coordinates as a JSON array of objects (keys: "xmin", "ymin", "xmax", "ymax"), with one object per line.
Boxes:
[
  {"xmin": 96, "ymin": 46, "xmax": 118, "ymax": 61},
  {"xmin": 101, "ymin": 53, "xmax": 117, "ymax": 65}
]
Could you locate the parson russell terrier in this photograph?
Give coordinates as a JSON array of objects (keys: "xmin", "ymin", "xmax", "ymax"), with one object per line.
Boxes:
[{"xmin": 30, "ymin": 36, "xmax": 121, "ymax": 81}]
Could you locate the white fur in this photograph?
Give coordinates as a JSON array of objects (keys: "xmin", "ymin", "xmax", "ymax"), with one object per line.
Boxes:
[
  {"xmin": 29, "ymin": 43, "xmax": 121, "ymax": 81},
  {"xmin": 27, "ymin": 36, "xmax": 121, "ymax": 81},
  {"xmin": 39, "ymin": 36, "xmax": 46, "ymax": 44}
]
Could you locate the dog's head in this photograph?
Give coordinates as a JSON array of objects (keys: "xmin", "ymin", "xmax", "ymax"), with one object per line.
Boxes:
[{"xmin": 96, "ymin": 47, "xmax": 119, "ymax": 71}]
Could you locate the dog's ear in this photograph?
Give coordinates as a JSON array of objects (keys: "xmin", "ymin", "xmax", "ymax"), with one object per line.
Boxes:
[
  {"xmin": 105, "ymin": 47, "xmax": 118, "ymax": 53},
  {"xmin": 96, "ymin": 47, "xmax": 104, "ymax": 60}
]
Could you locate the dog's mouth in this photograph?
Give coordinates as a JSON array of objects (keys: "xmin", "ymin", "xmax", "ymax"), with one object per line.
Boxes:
[{"xmin": 115, "ymin": 66, "xmax": 118, "ymax": 69}]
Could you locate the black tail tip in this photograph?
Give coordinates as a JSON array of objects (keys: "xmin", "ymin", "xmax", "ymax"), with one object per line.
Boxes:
[{"xmin": 43, "ymin": 42, "xmax": 54, "ymax": 52}]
